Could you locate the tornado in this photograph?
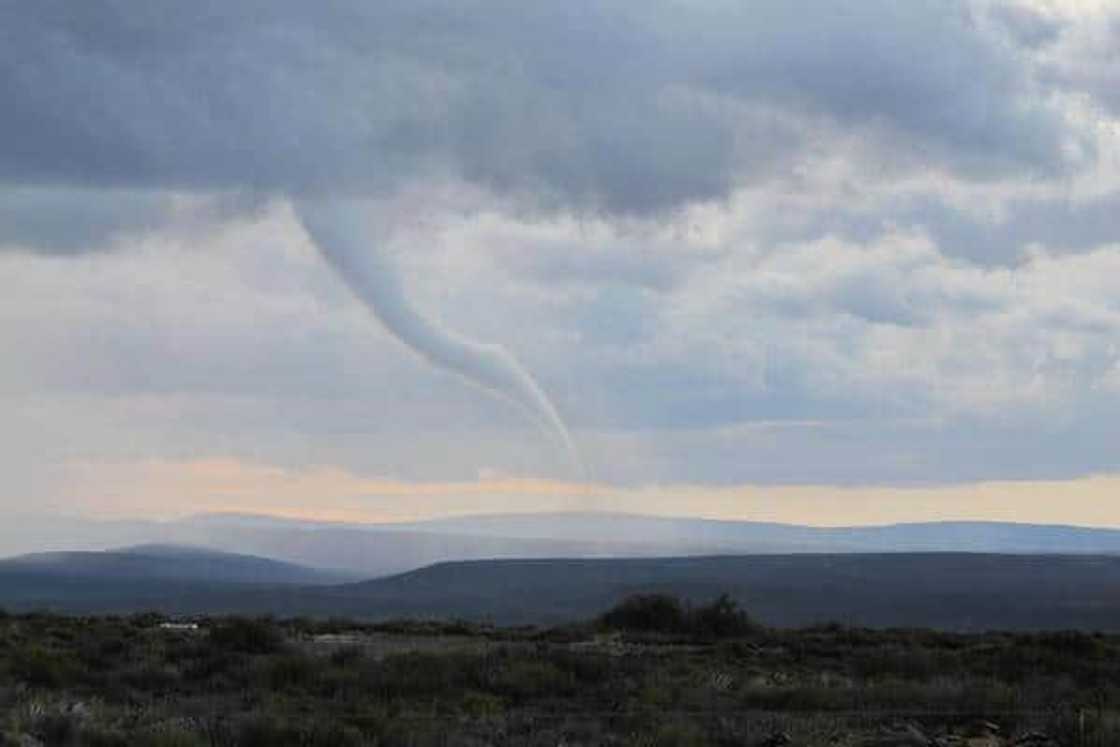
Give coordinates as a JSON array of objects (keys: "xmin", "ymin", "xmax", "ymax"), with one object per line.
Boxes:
[{"xmin": 296, "ymin": 199, "xmax": 582, "ymax": 477}]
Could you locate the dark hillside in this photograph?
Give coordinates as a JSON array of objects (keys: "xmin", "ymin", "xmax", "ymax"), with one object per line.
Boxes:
[
  {"xmin": 4, "ymin": 552, "xmax": 1120, "ymax": 631},
  {"xmin": 336, "ymin": 553, "xmax": 1120, "ymax": 630}
]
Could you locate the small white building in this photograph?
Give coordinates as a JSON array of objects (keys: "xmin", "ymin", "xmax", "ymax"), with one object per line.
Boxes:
[{"xmin": 159, "ymin": 622, "xmax": 200, "ymax": 631}]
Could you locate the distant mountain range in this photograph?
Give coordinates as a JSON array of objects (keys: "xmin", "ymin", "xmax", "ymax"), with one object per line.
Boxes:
[
  {"xmin": 5, "ymin": 511, "xmax": 1120, "ymax": 578},
  {"xmin": 4, "ymin": 546, "xmax": 1120, "ymax": 632},
  {"xmin": 6, "ymin": 511, "xmax": 1120, "ymax": 631},
  {"xmin": 386, "ymin": 512, "xmax": 1120, "ymax": 554}
]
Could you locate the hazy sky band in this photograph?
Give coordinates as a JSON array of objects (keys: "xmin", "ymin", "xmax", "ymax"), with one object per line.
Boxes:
[{"xmin": 52, "ymin": 458, "xmax": 1120, "ymax": 530}]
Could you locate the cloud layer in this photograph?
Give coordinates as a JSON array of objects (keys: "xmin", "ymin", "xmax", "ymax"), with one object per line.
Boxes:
[{"xmin": 1, "ymin": 1, "xmax": 1086, "ymax": 216}]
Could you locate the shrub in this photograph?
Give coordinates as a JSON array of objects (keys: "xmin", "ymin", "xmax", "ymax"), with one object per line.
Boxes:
[
  {"xmin": 232, "ymin": 714, "xmax": 363, "ymax": 747},
  {"xmin": 134, "ymin": 725, "xmax": 208, "ymax": 747},
  {"xmin": 363, "ymin": 652, "xmax": 462, "ymax": 699},
  {"xmin": 235, "ymin": 714, "xmax": 301, "ymax": 747},
  {"xmin": 78, "ymin": 633, "xmax": 129, "ymax": 670},
  {"xmin": 128, "ymin": 612, "xmax": 167, "ymax": 628},
  {"xmin": 329, "ymin": 645, "xmax": 365, "ymax": 668},
  {"xmin": 600, "ymin": 593, "xmax": 760, "ymax": 639},
  {"xmin": 545, "ymin": 648, "xmax": 612, "ymax": 685},
  {"xmin": 122, "ymin": 664, "xmax": 180, "ymax": 693},
  {"xmin": 650, "ymin": 719, "xmax": 706, "ymax": 747},
  {"xmin": 209, "ymin": 618, "xmax": 285, "ymax": 655},
  {"xmin": 304, "ymin": 722, "xmax": 365, "ymax": 747},
  {"xmin": 30, "ymin": 711, "xmax": 79, "ymax": 746},
  {"xmin": 689, "ymin": 594, "xmax": 759, "ymax": 639},
  {"xmin": 79, "ymin": 725, "xmax": 131, "ymax": 747},
  {"xmin": 9, "ymin": 646, "xmax": 78, "ymax": 689},
  {"xmin": 265, "ymin": 653, "xmax": 318, "ymax": 691},
  {"xmin": 459, "ymin": 690, "xmax": 504, "ymax": 717},
  {"xmin": 488, "ymin": 658, "xmax": 576, "ymax": 701},
  {"xmin": 600, "ymin": 594, "xmax": 687, "ymax": 634}
]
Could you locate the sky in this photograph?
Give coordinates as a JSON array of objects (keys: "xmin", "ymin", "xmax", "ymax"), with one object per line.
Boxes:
[{"xmin": 3, "ymin": 0, "xmax": 1120, "ymax": 526}]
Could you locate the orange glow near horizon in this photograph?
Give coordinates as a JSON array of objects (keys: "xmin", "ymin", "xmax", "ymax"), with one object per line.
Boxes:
[{"xmin": 53, "ymin": 457, "xmax": 1120, "ymax": 529}]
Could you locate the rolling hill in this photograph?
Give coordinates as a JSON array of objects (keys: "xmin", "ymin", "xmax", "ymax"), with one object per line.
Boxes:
[
  {"xmin": 0, "ymin": 544, "xmax": 353, "ymax": 585},
  {"xmin": 323, "ymin": 552, "xmax": 1120, "ymax": 630},
  {"xmin": 4, "ymin": 550, "xmax": 1120, "ymax": 632}
]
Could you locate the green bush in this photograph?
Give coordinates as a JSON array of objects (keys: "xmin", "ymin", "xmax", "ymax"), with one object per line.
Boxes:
[
  {"xmin": 304, "ymin": 722, "xmax": 365, "ymax": 747},
  {"xmin": 123, "ymin": 664, "xmax": 180, "ymax": 693},
  {"xmin": 363, "ymin": 652, "xmax": 462, "ymax": 699},
  {"xmin": 235, "ymin": 714, "xmax": 301, "ymax": 747},
  {"xmin": 265, "ymin": 653, "xmax": 318, "ymax": 691},
  {"xmin": 459, "ymin": 689, "xmax": 504, "ymax": 717},
  {"xmin": 209, "ymin": 618, "xmax": 285, "ymax": 655},
  {"xmin": 128, "ymin": 612, "xmax": 167, "ymax": 628},
  {"xmin": 601, "ymin": 593, "xmax": 760, "ymax": 639},
  {"xmin": 135, "ymin": 725, "xmax": 208, "ymax": 747},
  {"xmin": 79, "ymin": 725, "xmax": 131, "ymax": 747},
  {"xmin": 689, "ymin": 594, "xmax": 759, "ymax": 639},
  {"xmin": 488, "ymin": 658, "xmax": 576, "ymax": 701},
  {"xmin": 328, "ymin": 645, "xmax": 365, "ymax": 668},
  {"xmin": 600, "ymin": 594, "xmax": 687, "ymax": 633},
  {"xmin": 647, "ymin": 719, "xmax": 706, "ymax": 747},
  {"xmin": 78, "ymin": 632, "xmax": 129, "ymax": 670},
  {"xmin": 30, "ymin": 711, "xmax": 79, "ymax": 746},
  {"xmin": 9, "ymin": 646, "xmax": 78, "ymax": 689},
  {"xmin": 545, "ymin": 648, "xmax": 612, "ymax": 684},
  {"xmin": 233, "ymin": 714, "xmax": 364, "ymax": 747}
]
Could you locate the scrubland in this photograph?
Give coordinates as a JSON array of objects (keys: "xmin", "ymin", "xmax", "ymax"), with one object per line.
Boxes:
[{"xmin": 0, "ymin": 596, "xmax": 1116, "ymax": 746}]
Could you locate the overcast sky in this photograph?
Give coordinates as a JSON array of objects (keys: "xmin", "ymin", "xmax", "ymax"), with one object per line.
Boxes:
[{"xmin": 3, "ymin": 0, "xmax": 1120, "ymax": 525}]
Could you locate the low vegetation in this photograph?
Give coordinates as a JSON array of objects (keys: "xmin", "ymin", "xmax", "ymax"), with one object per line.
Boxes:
[{"xmin": 0, "ymin": 596, "xmax": 1116, "ymax": 745}]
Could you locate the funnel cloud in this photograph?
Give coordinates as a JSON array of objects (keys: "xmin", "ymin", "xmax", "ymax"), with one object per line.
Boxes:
[{"xmin": 297, "ymin": 199, "xmax": 582, "ymax": 476}]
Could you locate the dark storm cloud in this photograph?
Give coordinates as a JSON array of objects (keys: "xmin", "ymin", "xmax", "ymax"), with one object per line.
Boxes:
[
  {"xmin": 677, "ymin": 0, "xmax": 1075, "ymax": 175},
  {"xmin": 0, "ymin": 188, "xmax": 172, "ymax": 253},
  {"xmin": 0, "ymin": 186, "xmax": 269, "ymax": 254},
  {"xmin": 1, "ymin": 0, "xmax": 1079, "ymax": 247}
]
